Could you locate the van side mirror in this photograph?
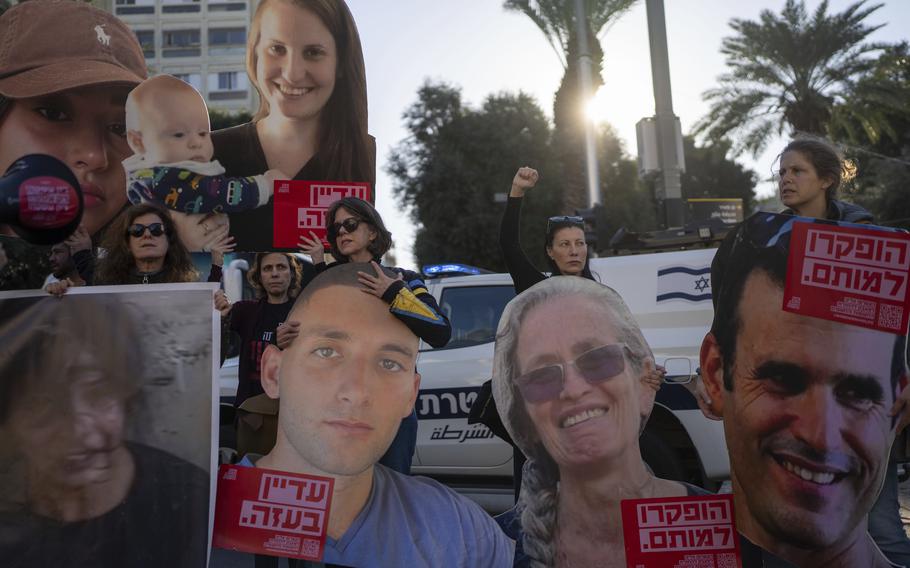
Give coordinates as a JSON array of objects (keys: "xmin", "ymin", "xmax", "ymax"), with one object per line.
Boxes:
[{"xmin": 662, "ymin": 357, "xmax": 694, "ymax": 384}]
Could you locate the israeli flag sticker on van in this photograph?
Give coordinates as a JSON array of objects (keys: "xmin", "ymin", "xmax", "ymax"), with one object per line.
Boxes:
[{"xmin": 656, "ymin": 265, "xmax": 712, "ymax": 302}]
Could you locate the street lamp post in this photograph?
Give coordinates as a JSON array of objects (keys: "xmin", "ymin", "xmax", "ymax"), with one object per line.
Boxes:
[{"xmin": 574, "ymin": 0, "xmax": 601, "ymax": 208}]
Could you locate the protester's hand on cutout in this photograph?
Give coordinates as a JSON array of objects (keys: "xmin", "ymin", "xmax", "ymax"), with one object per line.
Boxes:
[
  {"xmin": 46, "ymin": 278, "xmax": 72, "ymax": 297},
  {"xmin": 276, "ymin": 320, "xmax": 300, "ymax": 350},
  {"xmin": 358, "ymin": 261, "xmax": 402, "ymax": 299},
  {"xmin": 642, "ymin": 363, "xmax": 666, "ymax": 393},
  {"xmin": 207, "ymin": 228, "xmax": 235, "ymax": 266},
  {"xmin": 64, "ymin": 224, "xmax": 92, "ymax": 253}
]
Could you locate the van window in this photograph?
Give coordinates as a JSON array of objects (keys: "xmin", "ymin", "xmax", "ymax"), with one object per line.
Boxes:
[{"xmin": 436, "ymin": 285, "xmax": 516, "ymax": 350}]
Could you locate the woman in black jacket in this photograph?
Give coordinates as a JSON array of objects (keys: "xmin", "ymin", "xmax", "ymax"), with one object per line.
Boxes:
[{"xmin": 501, "ymin": 167, "xmax": 596, "ymax": 294}]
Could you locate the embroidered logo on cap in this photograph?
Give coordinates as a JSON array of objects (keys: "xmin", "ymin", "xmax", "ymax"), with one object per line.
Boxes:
[{"xmin": 94, "ymin": 25, "xmax": 111, "ymax": 46}]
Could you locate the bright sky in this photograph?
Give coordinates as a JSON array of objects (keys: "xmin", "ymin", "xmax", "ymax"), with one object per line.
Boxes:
[{"xmin": 346, "ymin": 0, "xmax": 910, "ymax": 270}]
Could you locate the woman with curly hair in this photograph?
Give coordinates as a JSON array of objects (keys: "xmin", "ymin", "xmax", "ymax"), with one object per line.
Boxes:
[
  {"xmin": 92, "ymin": 203, "xmax": 199, "ymax": 285},
  {"xmin": 213, "ymin": 252, "xmax": 304, "ymax": 408},
  {"xmin": 45, "ymin": 204, "xmax": 203, "ymax": 295}
]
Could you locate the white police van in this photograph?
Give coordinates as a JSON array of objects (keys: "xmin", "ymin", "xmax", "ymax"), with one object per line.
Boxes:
[{"xmin": 410, "ymin": 252, "xmax": 727, "ymax": 507}]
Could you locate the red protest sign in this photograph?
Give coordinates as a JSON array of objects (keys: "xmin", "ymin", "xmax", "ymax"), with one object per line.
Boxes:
[
  {"xmin": 783, "ymin": 221, "xmax": 910, "ymax": 334},
  {"xmin": 213, "ymin": 464, "xmax": 334, "ymax": 561},
  {"xmin": 621, "ymin": 494, "xmax": 742, "ymax": 568},
  {"xmin": 272, "ymin": 180, "xmax": 372, "ymax": 249}
]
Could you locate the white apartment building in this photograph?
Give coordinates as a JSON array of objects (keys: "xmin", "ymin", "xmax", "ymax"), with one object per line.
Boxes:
[{"xmin": 98, "ymin": 0, "xmax": 258, "ymax": 114}]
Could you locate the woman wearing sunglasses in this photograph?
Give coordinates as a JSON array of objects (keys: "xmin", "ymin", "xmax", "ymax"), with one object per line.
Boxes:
[
  {"xmin": 93, "ymin": 203, "xmax": 201, "ymax": 285},
  {"xmin": 292, "ymin": 197, "xmax": 451, "ymax": 474},
  {"xmin": 492, "ymin": 277, "xmax": 706, "ymax": 568},
  {"xmin": 46, "ymin": 204, "xmax": 202, "ymax": 294}
]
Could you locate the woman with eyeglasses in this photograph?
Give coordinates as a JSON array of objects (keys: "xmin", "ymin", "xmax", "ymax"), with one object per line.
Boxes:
[
  {"xmin": 492, "ymin": 277, "xmax": 707, "ymax": 568},
  {"xmin": 291, "ymin": 196, "xmax": 451, "ymax": 474}
]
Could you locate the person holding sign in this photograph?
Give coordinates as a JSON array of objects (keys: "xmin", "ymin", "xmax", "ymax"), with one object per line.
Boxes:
[
  {"xmin": 237, "ymin": 263, "xmax": 513, "ymax": 567},
  {"xmin": 776, "ymin": 137, "xmax": 872, "ymax": 223},
  {"xmin": 212, "ymin": 0, "xmax": 375, "ymax": 252},
  {"xmin": 491, "ymin": 277, "xmax": 706, "ymax": 568},
  {"xmin": 700, "ymin": 213, "xmax": 906, "ymax": 568},
  {"xmin": 473, "ymin": 166, "xmax": 604, "ymax": 499}
]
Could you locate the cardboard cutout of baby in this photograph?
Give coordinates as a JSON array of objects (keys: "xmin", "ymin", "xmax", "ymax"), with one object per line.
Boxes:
[{"xmin": 123, "ymin": 75, "xmax": 287, "ymax": 252}]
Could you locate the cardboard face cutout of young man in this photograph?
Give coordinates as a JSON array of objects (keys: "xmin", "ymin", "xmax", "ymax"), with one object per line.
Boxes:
[
  {"xmin": 700, "ymin": 213, "xmax": 906, "ymax": 568},
  {"xmin": 242, "ymin": 264, "xmax": 515, "ymax": 567},
  {"xmin": 258, "ymin": 272, "xmax": 420, "ymax": 479}
]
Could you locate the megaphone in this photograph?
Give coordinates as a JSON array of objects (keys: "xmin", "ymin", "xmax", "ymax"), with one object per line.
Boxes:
[{"xmin": 1, "ymin": 154, "xmax": 83, "ymax": 245}]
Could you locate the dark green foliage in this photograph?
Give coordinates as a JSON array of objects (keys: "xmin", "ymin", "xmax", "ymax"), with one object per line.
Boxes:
[
  {"xmin": 389, "ymin": 83, "xmax": 667, "ymax": 266},
  {"xmin": 831, "ymin": 43, "xmax": 910, "ymax": 227},
  {"xmin": 389, "ymin": 83, "xmax": 562, "ymax": 271},
  {"xmin": 695, "ymin": 0, "xmax": 893, "ymax": 157}
]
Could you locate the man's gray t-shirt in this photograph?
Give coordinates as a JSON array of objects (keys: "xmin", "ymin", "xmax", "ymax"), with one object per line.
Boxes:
[{"xmin": 226, "ymin": 460, "xmax": 514, "ymax": 568}]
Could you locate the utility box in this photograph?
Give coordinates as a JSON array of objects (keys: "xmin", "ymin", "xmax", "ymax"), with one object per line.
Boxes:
[{"xmin": 636, "ymin": 116, "xmax": 686, "ymax": 179}]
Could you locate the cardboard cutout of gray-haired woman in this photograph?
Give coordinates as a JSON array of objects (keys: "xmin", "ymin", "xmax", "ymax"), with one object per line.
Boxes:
[
  {"xmin": 0, "ymin": 284, "xmax": 218, "ymax": 567},
  {"xmin": 491, "ymin": 276, "xmax": 703, "ymax": 568}
]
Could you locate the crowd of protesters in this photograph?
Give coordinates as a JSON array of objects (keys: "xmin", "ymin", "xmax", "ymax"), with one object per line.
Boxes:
[{"xmin": 4, "ymin": 0, "xmax": 910, "ymax": 567}]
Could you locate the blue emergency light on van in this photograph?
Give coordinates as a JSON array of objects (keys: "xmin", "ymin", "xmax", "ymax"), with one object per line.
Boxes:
[{"xmin": 422, "ymin": 263, "xmax": 485, "ymax": 277}]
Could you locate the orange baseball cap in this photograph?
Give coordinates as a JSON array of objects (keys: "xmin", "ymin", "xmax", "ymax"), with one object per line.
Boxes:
[{"xmin": 0, "ymin": 0, "xmax": 147, "ymax": 98}]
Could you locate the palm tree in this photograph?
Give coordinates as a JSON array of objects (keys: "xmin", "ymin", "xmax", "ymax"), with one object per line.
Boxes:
[
  {"xmin": 694, "ymin": 0, "xmax": 889, "ymax": 157},
  {"xmin": 503, "ymin": 0, "xmax": 637, "ymax": 212}
]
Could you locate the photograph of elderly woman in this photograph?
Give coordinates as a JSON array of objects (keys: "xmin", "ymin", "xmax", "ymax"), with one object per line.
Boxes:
[
  {"xmin": 492, "ymin": 277, "xmax": 708, "ymax": 568},
  {"xmin": 0, "ymin": 285, "xmax": 217, "ymax": 567}
]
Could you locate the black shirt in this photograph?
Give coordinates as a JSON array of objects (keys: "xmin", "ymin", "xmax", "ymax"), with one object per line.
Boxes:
[
  {"xmin": 228, "ymin": 298, "xmax": 295, "ymax": 407},
  {"xmin": 0, "ymin": 442, "xmax": 209, "ymax": 568}
]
